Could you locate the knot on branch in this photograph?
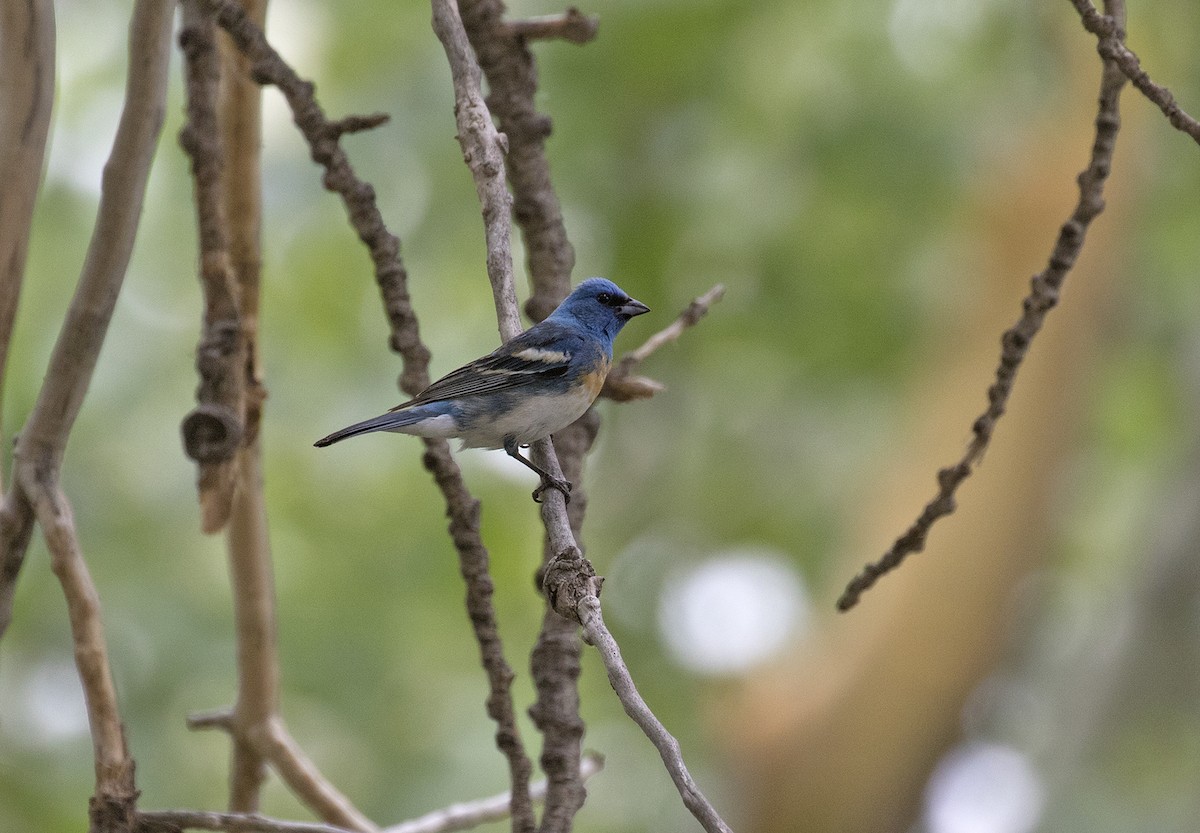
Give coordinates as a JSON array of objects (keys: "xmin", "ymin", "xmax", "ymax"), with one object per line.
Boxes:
[
  {"xmin": 514, "ymin": 113, "xmax": 553, "ymax": 143},
  {"xmin": 89, "ymin": 788, "xmax": 140, "ymax": 833},
  {"xmin": 542, "ymin": 548, "xmax": 603, "ymax": 622},
  {"xmin": 181, "ymin": 404, "xmax": 243, "ymax": 463},
  {"xmin": 196, "ymin": 319, "xmax": 241, "ymax": 372},
  {"xmin": 176, "ymin": 23, "xmax": 215, "ymax": 63}
]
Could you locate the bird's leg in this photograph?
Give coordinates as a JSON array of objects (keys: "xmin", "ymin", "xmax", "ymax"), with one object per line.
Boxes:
[{"xmin": 503, "ymin": 438, "xmax": 572, "ymax": 504}]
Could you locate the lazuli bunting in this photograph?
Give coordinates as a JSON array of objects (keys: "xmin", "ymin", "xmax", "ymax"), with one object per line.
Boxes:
[{"xmin": 315, "ymin": 278, "xmax": 650, "ymax": 501}]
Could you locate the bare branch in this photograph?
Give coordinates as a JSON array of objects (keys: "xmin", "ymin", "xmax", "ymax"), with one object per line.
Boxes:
[
  {"xmin": 328, "ymin": 112, "xmax": 391, "ymax": 138},
  {"xmin": 136, "ymin": 811, "xmax": 357, "ymax": 833},
  {"xmin": 542, "ymin": 553, "xmax": 733, "ymax": 833},
  {"xmin": 624, "ymin": 284, "xmax": 725, "ymax": 366},
  {"xmin": 431, "ymin": 0, "xmax": 522, "ymax": 343},
  {"xmin": 498, "ymin": 9, "xmax": 598, "ymax": 46},
  {"xmin": 603, "ymin": 283, "xmax": 725, "ymax": 402},
  {"xmin": 187, "ymin": 708, "xmax": 236, "ymax": 731},
  {"xmin": 527, "ymin": 413, "xmax": 599, "ymax": 833},
  {"xmin": 177, "ymin": 5, "xmax": 378, "ymax": 827},
  {"xmin": 0, "ymin": 496, "xmax": 35, "ymax": 639},
  {"xmin": 179, "ymin": 0, "xmax": 248, "ymax": 533},
  {"xmin": 136, "ymin": 755, "xmax": 603, "ymax": 833},
  {"xmin": 217, "ymin": 0, "xmax": 269, "ymax": 444},
  {"xmin": 222, "ymin": 447, "xmax": 278, "ymax": 811},
  {"xmin": 0, "ymin": 2, "xmax": 175, "ymax": 821},
  {"xmin": 209, "ymin": 3, "xmax": 535, "ymax": 828},
  {"xmin": 458, "ymin": 0, "xmax": 576, "ymax": 320},
  {"xmin": 214, "ymin": 0, "xmax": 275, "ymax": 812},
  {"xmin": 453, "ymin": 4, "xmax": 591, "ymax": 827},
  {"xmin": 837, "ymin": 0, "xmax": 1129, "ymax": 610},
  {"xmin": 0, "ymin": 0, "xmax": 55, "ymax": 478},
  {"xmin": 187, "ymin": 711, "xmax": 376, "ymax": 831},
  {"xmin": 452, "ymin": 6, "xmax": 733, "ymax": 831},
  {"xmin": 203, "ymin": 0, "xmax": 431, "ymax": 397},
  {"xmin": 258, "ymin": 720, "xmax": 379, "ymax": 832},
  {"xmin": 528, "ymin": 421, "xmax": 591, "ymax": 832},
  {"xmin": 384, "ymin": 752, "xmax": 604, "ymax": 833},
  {"xmin": 1070, "ymin": 0, "xmax": 1200, "ymax": 145},
  {"xmin": 10, "ymin": 0, "xmax": 172, "ymax": 494},
  {"xmin": 428, "ymin": 4, "xmax": 543, "ymax": 832},
  {"xmin": 31, "ymin": 486, "xmax": 137, "ymax": 828}
]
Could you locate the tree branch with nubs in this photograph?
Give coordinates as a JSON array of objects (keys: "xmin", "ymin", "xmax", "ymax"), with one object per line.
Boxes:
[
  {"xmin": 838, "ymin": 0, "xmax": 1130, "ymax": 610},
  {"xmin": 435, "ymin": 1, "xmax": 733, "ymax": 831}
]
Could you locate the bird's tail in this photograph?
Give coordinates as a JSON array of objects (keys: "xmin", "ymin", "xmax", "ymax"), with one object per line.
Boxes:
[{"xmin": 313, "ymin": 408, "xmax": 426, "ymax": 447}]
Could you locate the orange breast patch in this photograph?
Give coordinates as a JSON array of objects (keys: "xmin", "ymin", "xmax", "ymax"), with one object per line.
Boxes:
[{"xmin": 580, "ymin": 355, "xmax": 612, "ymax": 399}]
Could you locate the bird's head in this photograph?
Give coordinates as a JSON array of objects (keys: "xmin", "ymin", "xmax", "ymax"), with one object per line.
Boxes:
[{"xmin": 549, "ymin": 277, "xmax": 650, "ymax": 341}]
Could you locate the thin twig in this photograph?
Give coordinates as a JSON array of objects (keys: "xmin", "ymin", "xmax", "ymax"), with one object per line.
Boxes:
[
  {"xmin": 189, "ymin": 714, "xmax": 377, "ymax": 831},
  {"xmin": 542, "ymin": 553, "xmax": 733, "ymax": 833},
  {"xmin": 136, "ymin": 811, "xmax": 357, "ymax": 833},
  {"xmin": 258, "ymin": 720, "xmax": 379, "ymax": 832},
  {"xmin": 528, "ymin": 414, "xmax": 597, "ymax": 833},
  {"xmin": 384, "ymin": 752, "xmax": 604, "ymax": 833},
  {"xmin": 527, "ymin": 423, "xmax": 590, "ymax": 832},
  {"xmin": 1070, "ymin": 0, "xmax": 1200, "ymax": 146},
  {"xmin": 217, "ymin": 0, "xmax": 269, "ymax": 445},
  {"xmin": 498, "ymin": 9, "xmax": 598, "ymax": 45},
  {"xmin": 136, "ymin": 755, "xmax": 603, "ymax": 833},
  {"xmin": 604, "ymin": 283, "xmax": 726, "ymax": 402},
  {"xmin": 837, "ymin": 0, "xmax": 1129, "ymax": 610}
]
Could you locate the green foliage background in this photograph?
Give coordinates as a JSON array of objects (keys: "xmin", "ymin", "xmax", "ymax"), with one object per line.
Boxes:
[{"xmin": 2, "ymin": 1, "xmax": 1199, "ymax": 831}]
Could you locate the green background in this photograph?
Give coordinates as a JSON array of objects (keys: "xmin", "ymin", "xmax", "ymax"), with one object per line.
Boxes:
[{"xmin": 3, "ymin": 1, "xmax": 1199, "ymax": 831}]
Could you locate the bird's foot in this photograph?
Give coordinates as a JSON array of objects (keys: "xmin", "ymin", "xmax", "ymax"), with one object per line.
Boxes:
[{"xmin": 532, "ymin": 475, "xmax": 572, "ymax": 504}]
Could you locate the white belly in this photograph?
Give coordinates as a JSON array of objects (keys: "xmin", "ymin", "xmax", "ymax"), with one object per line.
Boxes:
[{"xmin": 458, "ymin": 384, "xmax": 597, "ymax": 449}]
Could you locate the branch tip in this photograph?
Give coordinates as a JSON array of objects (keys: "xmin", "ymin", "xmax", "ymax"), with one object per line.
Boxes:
[{"xmin": 500, "ymin": 8, "xmax": 600, "ymax": 45}]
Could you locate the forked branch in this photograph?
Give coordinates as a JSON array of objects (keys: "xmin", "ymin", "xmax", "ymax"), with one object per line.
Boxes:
[
  {"xmin": 4, "ymin": 0, "xmax": 176, "ymax": 828},
  {"xmin": 1070, "ymin": 0, "xmax": 1200, "ymax": 145}
]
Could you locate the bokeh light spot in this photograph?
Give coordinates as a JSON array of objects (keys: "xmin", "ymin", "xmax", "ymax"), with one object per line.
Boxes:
[
  {"xmin": 924, "ymin": 742, "xmax": 1045, "ymax": 833},
  {"xmin": 657, "ymin": 549, "xmax": 808, "ymax": 675}
]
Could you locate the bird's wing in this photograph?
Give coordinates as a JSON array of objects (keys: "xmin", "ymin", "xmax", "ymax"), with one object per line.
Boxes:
[{"xmin": 394, "ymin": 322, "xmax": 583, "ymax": 409}]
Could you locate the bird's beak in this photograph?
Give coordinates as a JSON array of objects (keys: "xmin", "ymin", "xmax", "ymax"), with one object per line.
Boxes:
[{"xmin": 619, "ymin": 298, "xmax": 650, "ymax": 319}]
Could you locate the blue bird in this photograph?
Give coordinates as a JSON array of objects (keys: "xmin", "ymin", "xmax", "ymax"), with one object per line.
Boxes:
[{"xmin": 315, "ymin": 278, "xmax": 650, "ymax": 502}]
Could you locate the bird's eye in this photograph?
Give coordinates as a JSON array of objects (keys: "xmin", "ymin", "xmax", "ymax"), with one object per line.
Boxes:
[{"xmin": 597, "ymin": 292, "xmax": 614, "ymax": 305}]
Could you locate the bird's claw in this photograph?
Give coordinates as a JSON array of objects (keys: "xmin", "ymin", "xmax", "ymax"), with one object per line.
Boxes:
[{"xmin": 532, "ymin": 476, "xmax": 572, "ymax": 504}]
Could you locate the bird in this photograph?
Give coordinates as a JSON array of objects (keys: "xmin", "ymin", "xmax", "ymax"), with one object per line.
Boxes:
[{"xmin": 315, "ymin": 277, "xmax": 650, "ymax": 502}]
